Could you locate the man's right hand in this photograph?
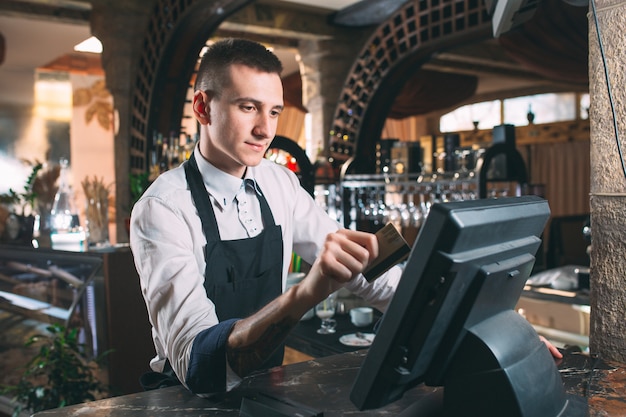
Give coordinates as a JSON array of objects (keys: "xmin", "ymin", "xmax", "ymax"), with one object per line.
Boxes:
[
  {"xmin": 298, "ymin": 229, "xmax": 379, "ymax": 304},
  {"xmin": 226, "ymin": 229, "xmax": 379, "ymax": 378}
]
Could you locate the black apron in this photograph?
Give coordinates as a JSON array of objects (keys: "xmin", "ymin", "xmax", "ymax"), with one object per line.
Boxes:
[
  {"xmin": 140, "ymin": 154, "xmax": 284, "ymax": 390},
  {"xmin": 185, "ymin": 153, "xmax": 284, "ymax": 326}
]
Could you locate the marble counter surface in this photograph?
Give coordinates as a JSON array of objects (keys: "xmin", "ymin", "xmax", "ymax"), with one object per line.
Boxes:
[
  {"xmin": 286, "ymin": 309, "xmax": 382, "ymax": 358},
  {"xmin": 32, "ymin": 348, "xmax": 626, "ymax": 417}
]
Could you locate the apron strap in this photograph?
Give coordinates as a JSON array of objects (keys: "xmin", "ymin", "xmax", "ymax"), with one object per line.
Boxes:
[
  {"xmin": 251, "ymin": 178, "xmax": 278, "ymax": 230},
  {"xmin": 184, "ymin": 152, "xmax": 221, "ymax": 240},
  {"xmin": 185, "ymin": 153, "xmax": 278, "ymax": 236}
]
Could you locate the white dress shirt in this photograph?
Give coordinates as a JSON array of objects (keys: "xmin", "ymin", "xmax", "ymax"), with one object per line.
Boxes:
[{"xmin": 130, "ymin": 146, "xmax": 402, "ymax": 392}]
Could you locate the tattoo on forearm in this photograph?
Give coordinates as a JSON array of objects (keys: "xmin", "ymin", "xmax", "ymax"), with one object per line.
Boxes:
[{"xmin": 227, "ymin": 316, "xmax": 298, "ymax": 377}]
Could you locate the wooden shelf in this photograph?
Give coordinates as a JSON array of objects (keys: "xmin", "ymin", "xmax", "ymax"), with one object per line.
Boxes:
[{"xmin": 0, "ymin": 290, "xmax": 70, "ymax": 322}]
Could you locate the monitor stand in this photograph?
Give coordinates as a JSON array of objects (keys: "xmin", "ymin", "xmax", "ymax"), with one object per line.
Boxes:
[
  {"xmin": 399, "ymin": 311, "xmax": 589, "ymax": 417},
  {"xmin": 396, "ymin": 390, "xmax": 444, "ymax": 417}
]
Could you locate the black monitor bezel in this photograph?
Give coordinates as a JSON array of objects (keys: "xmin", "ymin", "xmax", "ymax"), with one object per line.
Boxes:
[{"xmin": 349, "ymin": 196, "xmax": 566, "ymax": 415}]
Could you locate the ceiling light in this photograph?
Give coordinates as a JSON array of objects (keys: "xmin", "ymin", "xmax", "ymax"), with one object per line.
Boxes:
[{"xmin": 74, "ymin": 36, "xmax": 102, "ymax": 54}]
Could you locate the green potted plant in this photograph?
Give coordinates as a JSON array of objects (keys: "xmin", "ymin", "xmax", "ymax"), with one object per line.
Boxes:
[
  {"xmin": 125, "ymin": 171, "xmax": 151, "ymax": 235},
  {"xmin": 129, "ymin": 171, "xmax": 150, "ymax": 209},
  {"xmin": 0, "ymin": 324, "xmax": 110, "ymax": 417},
  {"xmin": 0, "ymin": 163, "xmax": 43, "ymax": 244},
  {"xmin": 0, "ymin": 162, "xmax": 42, "ymax": 215}
]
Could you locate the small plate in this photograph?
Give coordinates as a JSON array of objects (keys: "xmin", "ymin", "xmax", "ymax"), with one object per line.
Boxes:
[{"xmin": 339, "ymin": 332, "xmax": 375, "ymax": 347}]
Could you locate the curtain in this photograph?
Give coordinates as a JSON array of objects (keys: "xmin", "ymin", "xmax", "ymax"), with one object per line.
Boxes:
[
  {"xmin": 276, "ymin": 105, "xmax": 306, "ymax": 147},
  {"xmin": 277, "ymin": 72, "xmax": 307, "ymax": 147},
  {"xmin": 526, "ymin": 140, "xmax": 590, "ymax": 217},
  {"xmin": 282, "ymin": 72, "xmax": 307, "ymax": 112},
  {"xmin": 382, "ymin": 117, "xmax": 417, "ymax": 140}
]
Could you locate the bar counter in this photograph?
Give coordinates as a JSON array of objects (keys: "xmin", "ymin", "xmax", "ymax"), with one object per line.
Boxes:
[
  {"xmin": 286, "ymin": 308, "xmax": 382, "ymax": 358},
  {"xmin": 33, "ymin": 348, "xmax": 626, "ymax": 416}
]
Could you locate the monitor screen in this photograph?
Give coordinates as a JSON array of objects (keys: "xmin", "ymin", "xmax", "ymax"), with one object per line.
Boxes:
[{"xmin": 350, "ymin": 196, "xmax": 576, "ymax": 417}]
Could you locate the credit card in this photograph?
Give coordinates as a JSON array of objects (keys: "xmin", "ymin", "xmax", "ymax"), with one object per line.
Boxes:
[{"xmin": 362, "ymin": 222, "xmax": 411, "ymax": 282}]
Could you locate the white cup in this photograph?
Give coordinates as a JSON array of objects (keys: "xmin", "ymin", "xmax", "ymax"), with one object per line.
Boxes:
[{"xmin": 350, "ymin": 307, "xmax": 373, "ymax": 327}]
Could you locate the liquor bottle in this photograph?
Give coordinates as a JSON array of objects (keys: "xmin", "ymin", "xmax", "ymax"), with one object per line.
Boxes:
[
  {"xmin": 158, "ymin": 137, "xmax": 169, "ymax": 174},
  {"xmin": 169, "ymin": 131, "xmax": 181, "ymax": 168}
]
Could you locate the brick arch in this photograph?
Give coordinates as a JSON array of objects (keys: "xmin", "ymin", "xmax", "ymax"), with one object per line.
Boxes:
[
  {"xmin": 330, "ymin": 0, "xmax": 493, "ymax": 175},
  {"xmin": 129, "ymin": 0, "xmax": 253, "ymax": 173}
]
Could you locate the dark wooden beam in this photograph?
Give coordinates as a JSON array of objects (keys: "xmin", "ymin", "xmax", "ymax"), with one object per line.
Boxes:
[{"xmin": 0, "ymin": 0, "xmax": 90, "ymax": 24}]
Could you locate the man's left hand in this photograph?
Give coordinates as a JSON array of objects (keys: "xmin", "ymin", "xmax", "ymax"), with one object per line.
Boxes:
[{"xmin": 540, "ymin": 335, "xmax": 563, "ymax": 359}]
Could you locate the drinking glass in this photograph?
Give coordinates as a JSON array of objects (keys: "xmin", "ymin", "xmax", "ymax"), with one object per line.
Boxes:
[{"xmin": 315, "ymin": 293, "xmax": 337, "ymax": 334}]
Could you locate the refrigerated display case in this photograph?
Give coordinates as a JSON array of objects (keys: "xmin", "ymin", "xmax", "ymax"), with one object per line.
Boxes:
[{"xmin": 0, "ymin": 245, "xmax": 153, "ymax": 399}]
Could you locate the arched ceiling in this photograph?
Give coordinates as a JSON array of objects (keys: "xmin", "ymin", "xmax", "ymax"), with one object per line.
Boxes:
[{"xmin": 0, "ymin": 0, "xmax": 589, "ymax": 110}]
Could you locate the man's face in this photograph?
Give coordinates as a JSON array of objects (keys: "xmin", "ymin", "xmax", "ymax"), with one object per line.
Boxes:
[{"xmin": 201, "ymin": 64, "xmax": 284, "ymax": 178}]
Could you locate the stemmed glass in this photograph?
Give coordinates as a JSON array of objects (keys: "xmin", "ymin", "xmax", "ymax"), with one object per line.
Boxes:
[{"xmin": 315, "ymin": 293, "xmax": 337, "ymax": 334}]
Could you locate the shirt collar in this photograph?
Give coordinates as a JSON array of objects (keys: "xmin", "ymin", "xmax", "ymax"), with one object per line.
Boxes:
[
  {"xmin": 242, "ymin": 169, "xmax": 262, "ymax": 195},
  {"xmin": 193, "ymin": 146, "xmax": 261, "ymax": 208}
]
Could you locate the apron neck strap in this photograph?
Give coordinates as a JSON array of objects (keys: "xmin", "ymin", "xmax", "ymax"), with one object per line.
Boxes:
[{"xmin": 184, "ymin": 153, "xmax": 277, "ymax": 241}]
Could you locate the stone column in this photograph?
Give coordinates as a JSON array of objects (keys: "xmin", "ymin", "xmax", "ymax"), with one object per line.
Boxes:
[
  {"xmin": 298, "ymin": 33, "xmax": 371, "ymax": 160},
  {"xmin": 588, "ymin": 0, "xmax": 626, "ymax": 362},
  {"xmin": 89, "ymin": 0, "xmax": 153, "ymax": 242}
]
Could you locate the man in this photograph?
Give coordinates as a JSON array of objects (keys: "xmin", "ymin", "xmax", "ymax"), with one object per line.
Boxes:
[
  {"xmin": 130, "ymin": 38, "xmax": 402, "ymax": 395},
  {"xmin": 130, "ymin": 38, "xmax": 561, "ymax": 396}
]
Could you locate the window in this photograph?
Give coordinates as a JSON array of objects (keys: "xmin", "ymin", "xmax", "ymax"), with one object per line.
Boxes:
[
  {"xmin": 440, "ymin": 93, "xmax": 585, "ymax": 133},
  {"xmin": 580, "ymin": 93, "xmax": 590, "ymax": 120},
  {"xmin": 440, "ymin": 100, "xmax": 500, "ymax": 133},
  {"xmin": 504, "ymin": 93, "xmax": 576, "ymax": 126}
]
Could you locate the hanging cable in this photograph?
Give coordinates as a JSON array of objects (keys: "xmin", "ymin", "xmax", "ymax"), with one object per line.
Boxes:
[{"xmin": 590, "ymin": 0, "xmax": 626, "ymax": 180}]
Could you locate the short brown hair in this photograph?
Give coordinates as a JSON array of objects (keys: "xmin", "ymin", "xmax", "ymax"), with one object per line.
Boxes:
[{"xmin": 194, "ymin": 38, "xmax": 283, "ymax": 96}]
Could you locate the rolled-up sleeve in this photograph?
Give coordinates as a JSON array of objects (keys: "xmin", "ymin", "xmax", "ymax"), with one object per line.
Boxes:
[
  {"xmin": 130, "ymin": 180, "xmax": 242, "ymax": 392},
  {"xmin": 186, "ymin": 318, "xmax": 238, "ymax": 394}
]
